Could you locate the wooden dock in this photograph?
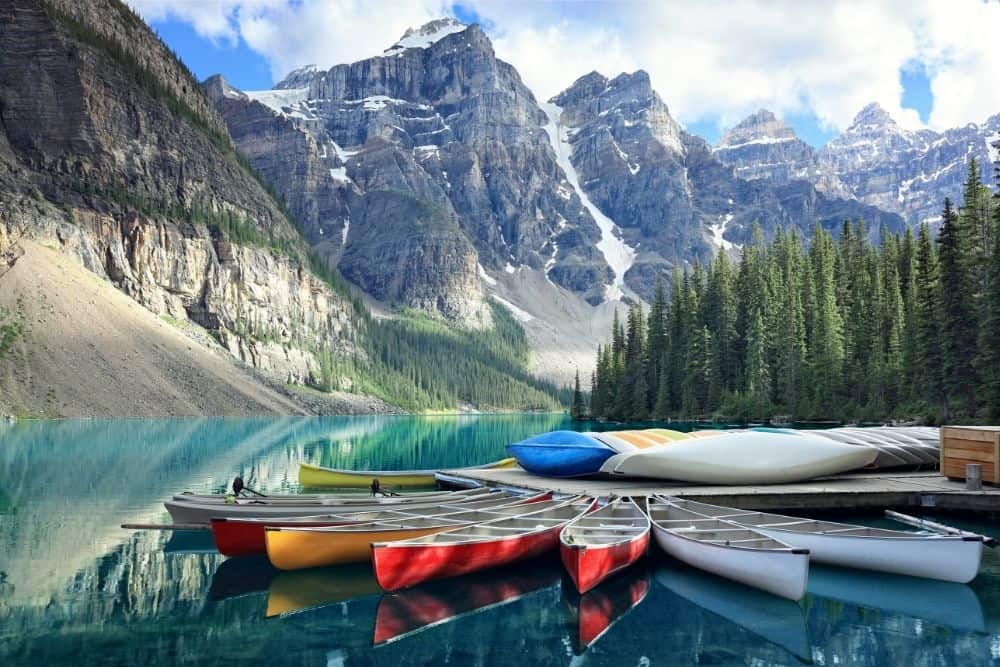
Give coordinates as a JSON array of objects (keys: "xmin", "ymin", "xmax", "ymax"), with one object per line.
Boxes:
[{"xmin": 437, "ymin": 468, "xmax": 1000, "ymax": 512}]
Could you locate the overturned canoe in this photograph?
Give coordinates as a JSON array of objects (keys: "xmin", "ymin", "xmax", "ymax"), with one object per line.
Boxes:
[
  {"xmin": 601, "ymin": 431, "xmax": 877, "ymax": 484},
  {"xmin": 648, "ymin": 496, "xmax": 809, "ymax": 600},
  {"xmin": 372, "ymin": 496, "xmax": 595, "ymax": 591},
  {"xmin": 674, "ymin": 497, "xmax": 984, "ymax": 583},
  {"xmin": 299, "ymin": 457, "xmax": 518, "ymax": 489},
  {"xmin": 507, "ymin": 431, "xmax": 617, "ymax": 477},
  {"xmin": 211, "ymin": 491, "xmax": 545, "ymax": 557},
  {"xmin": 265, "ymin": 497, "xmax": 571, "ymax": 570},
  {"xmin": 559, "ymin": 498, "xmax": 650, "ymax": 593}
]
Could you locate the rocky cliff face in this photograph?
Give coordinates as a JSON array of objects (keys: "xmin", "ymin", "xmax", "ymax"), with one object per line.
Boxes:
[
  {"xmin": 547, "ymin": 72, "xmax": 904, "ymax": 299},
  {"xmin": 819, "ymin": 103, "xmax": 1000, "ymax": 224},
  {"xmin": 208, "ymin": 20, "xmax": 613, "ymax": 309},
  {"xmin": 713, "ymin": 110, "xmax": 849, "ymax": 197},
  {"xmin": 0, "ymin": 0, "xmax": 358, "ymax": 387},
  {"xmin": 716, "ymin": 103, "xmax": 1000, "ymax": 225}
]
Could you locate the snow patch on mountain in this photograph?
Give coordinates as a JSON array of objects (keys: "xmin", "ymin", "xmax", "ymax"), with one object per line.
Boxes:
[
  {"xmin": 988, "ymin": 133, "xmax": 1000, "ymax": 165},
  {"xmin": 384, "ymin": 19, "xmax": 467, "ymax": 55},
  {"xmin": 245, "ymin": 88, "xmax": 310, "ymax": 116},
  {"xmin": 542, "ymin": 102, "xmax": 635, "ymax": 302},
  {"xmin": 709, "ymin": 213, "xmax": 735, "ymax": 251}
]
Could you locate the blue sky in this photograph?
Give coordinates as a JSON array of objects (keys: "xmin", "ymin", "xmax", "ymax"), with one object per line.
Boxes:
[{"xmin": 135, "ymin": 1, "xmax": 991, "ymax": 148}]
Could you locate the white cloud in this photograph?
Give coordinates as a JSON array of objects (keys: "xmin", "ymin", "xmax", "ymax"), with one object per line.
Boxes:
[{"xmin": 132, "ymin": 0, "xmax": 1000, "ymax": 134}]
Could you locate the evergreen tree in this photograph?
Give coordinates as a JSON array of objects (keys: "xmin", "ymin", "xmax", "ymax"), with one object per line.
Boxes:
[
  {"xmin": 977, "ymin": 153, "xmax": 1000, "ymax": 420},
  {"xmin": 937, "ymin": 198, "xmax": 979, "ymax": 415},
  {"xmin": 571, "ymin": 369, "xmax": 586, "ymax": 419},
  {"xmin": 914, "ymin": 222, "xmax": 944, "ymax": 409}
]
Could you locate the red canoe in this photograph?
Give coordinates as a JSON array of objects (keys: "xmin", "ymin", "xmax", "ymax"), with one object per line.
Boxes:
[
  {"xmin": 559, "ymin": 497, "xmax": 650, "ymax": 593},
  {"xmin": 211, "ymin": 490, "xmax": 543, "ymax": 557},
  {"xmin": 372, "ymin": 496, "xmax": 595, "ymax": 591}
]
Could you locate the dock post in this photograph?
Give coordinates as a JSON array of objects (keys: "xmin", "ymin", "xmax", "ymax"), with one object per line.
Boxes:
[{"xmin": 966, "ymin": 464, "xmax": 983, "ymax": 491}]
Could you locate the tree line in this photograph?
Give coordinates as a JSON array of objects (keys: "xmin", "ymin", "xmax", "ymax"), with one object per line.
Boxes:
[{"xmin": 586, "ymin": 157, "xmax": 1000, "ymax": 424}]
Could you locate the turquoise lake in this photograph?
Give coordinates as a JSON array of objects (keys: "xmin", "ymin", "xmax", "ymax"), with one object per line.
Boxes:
[{"xmin": 1, "ymin": 414, "xmax": 998, "ymax": 665}]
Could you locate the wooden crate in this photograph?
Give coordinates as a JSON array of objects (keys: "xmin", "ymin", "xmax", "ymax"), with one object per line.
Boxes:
[{"xmin": 940, "ymin": 426, "xmax": 1000, "ymax": 484}]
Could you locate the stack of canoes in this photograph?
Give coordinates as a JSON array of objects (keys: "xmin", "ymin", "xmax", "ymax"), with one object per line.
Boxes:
[{"xmin": 507, "ymin": 426, "xmax": 941, "ymax": 482}]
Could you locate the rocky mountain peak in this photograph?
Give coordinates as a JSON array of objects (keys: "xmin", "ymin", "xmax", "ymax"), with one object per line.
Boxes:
[
  {"xmin": 384, "ymin": 18, "xmax": 469, "ymax": 55},
  {"xmin": 275, "ymin": 64, "xmax": 318, "ymax": 90},
  {"xmin": 847, "ymin": 102, "xmax": 898, "ymax": 132},
  {"xmin": 717, "ymin": 109, "xmax": 797, "ymax": 148}
]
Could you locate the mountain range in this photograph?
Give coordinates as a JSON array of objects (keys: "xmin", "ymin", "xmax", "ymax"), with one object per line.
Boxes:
[{"xmin": 0, "ymin": 3, "xmax": 996, "ymax": 415}]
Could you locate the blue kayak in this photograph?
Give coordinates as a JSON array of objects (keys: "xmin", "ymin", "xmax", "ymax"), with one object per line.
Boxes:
[{"xmin": 506, "ymin": 431, "xmax": 615, "ymax": 478}]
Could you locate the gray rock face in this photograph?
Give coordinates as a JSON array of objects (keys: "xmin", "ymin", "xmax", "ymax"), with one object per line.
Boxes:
[
  {"xmin": 0, "ymin": 0, "xmax": 358, "ymax": 386},
  {"xmin": 549, "ymin": 72, "xmax": 904, "ymax": 299},
  {"xmin": 819, "ymin": 103, "xmax": 1000, "ymax": 224},
  {"xmin": 714, "ymin": 110, "xmax": 849, "ymax": 197},
  {"xmin": 717, "ymin": 103, "xmax": 1000, "ymax": 225},
  {"xmin": 209, "ymin": 21, "xmax": 612, "ymax": 310}
]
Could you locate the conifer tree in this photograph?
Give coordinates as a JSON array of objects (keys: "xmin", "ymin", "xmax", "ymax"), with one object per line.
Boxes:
[
  {"xmin": 937, "ymin": 198, "xmax": 979, "ymax": 415},
  {"xmin": 571, "ymin": 369, "xmax": 586, "ymax": 419},
  {"xmin": 977, "ymin": 154, "xmax": 1000, "ymax": 420}
]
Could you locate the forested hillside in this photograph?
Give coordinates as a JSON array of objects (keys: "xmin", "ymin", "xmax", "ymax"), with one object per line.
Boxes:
[{"xmin": 587, "ymin": 156, "xmax": 1000, "ymax": 423}]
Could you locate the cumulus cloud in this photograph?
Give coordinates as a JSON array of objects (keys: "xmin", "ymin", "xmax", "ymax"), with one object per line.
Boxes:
[{"xmin": 130, "ymin": 0, "xmax": 1000, "ymax": 133}]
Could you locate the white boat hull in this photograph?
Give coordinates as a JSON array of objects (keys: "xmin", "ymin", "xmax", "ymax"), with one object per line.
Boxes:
[
  {"xmin": 651, "ymin": 523, "xmax": 808, "ymax": 600},
  {"xmin": 755, "ymin": 528, "xmax": 983, "ymax": 583},
  {"xmin": 602, "ymin": 431, "xmax": 877, "ymax": 484}
]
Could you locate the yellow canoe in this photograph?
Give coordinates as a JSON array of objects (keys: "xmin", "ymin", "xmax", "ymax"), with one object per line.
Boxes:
[
  {"xmin": 299, "ymin": 458, "xmax": 518, "ymax": 489},
  {"xmin": 266, "ymin": 519, "xmax": 467, "ymax": 570}
]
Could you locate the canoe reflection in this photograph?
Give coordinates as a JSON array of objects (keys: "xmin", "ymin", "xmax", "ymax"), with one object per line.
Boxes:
[
  {"xmin": 265, "ymin": 564, "xmax": 381, "ymax": 618},
  {"xmin": 807, "ymin": 564, "xmax": 985, "ymax": 633},
  {"xmin": 654, "ymin": 564, "xmax": 812, "ymax": 663},
  {"xmin": 373, "ymin": 560, "xmax": 562, "ymax": 645},
  {"xmin": 562, "ymin": 569, "xmax": 649, "ymax": 653},
  {"xmin": 208, "ymin": 555, "xmax": 278, "ymax": 602}
]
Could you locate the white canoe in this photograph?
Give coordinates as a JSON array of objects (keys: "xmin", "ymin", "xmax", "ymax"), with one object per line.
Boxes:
[
  {"xmin": 675, "ymin": 498, "xmax": 984, "ymax": 583},
  {"xmin": 647, "ymin": 496, "xmax": 809, "ymax": 600},
  {"xmin": 166, "ymin": 488, "xmax": 500, "ymax": 524},
  {"xmin": 600, "ymin": 431, "xmax": 877, "ymax": 485},
  {"xmin": 171, "ymin": 487, "xmax": 489, "ymax": 504}
]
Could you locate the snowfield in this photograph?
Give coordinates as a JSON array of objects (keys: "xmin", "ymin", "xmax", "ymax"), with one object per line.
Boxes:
[{"xmin": 542, "ymin": 102, "xmax": 636, "ymax": 302}]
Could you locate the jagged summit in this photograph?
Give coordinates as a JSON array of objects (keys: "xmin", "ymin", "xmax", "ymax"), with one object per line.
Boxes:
[
  {"xmin": 384, "ymin": 18, "xmax": 469, "ymax": 54},
  {"xmin": 848, "ymin": 102, "xmax": 897, "ymax": 130},
  {"xmin": 717, "ymin": 109, "xmax": 797, "ymax": 149}
]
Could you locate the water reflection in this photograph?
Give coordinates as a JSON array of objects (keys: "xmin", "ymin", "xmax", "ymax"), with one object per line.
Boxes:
[
  {"xmin": 655, "ymin": 563, "xmax": 812, "ymax": 662},
  {"xmin": 267, "ymin": 564, "xmax": 380, "ymax": 618},
  {"xmin": 561, "ymin": 568, "xmax": 649, "ymax": 653},
  {"xmin": 1, "ymin": 415, "xmax": 999, "ymax": 666}
]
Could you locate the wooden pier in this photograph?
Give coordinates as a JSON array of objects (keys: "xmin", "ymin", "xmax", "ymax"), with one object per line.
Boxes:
[{"xmin": 437, "ymin": 468, "xmax": 1000, "ymax": 513}]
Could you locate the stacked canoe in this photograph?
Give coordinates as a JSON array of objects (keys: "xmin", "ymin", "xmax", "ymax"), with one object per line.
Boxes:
[{"xmin": 507, "ymin": 426, "xmax": 940, "ymax": 483}]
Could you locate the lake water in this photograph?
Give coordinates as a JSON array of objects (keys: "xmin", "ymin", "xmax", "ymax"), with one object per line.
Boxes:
[{"xmin": 1, "ymin": 415, "xmax": 998, "ymax": 665}]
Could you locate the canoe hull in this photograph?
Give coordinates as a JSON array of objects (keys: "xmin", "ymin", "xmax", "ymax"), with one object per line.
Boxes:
[
  {"xmin": 755, "ymin": 528, "xmax": 983, "ymax": 583},
  {"xmin": 373, "ymin": 526, "xmax": 564, "ymax": 591},
  {"xmin": 652, "ymin": 523, "xmax": 808, "ymax": 600},
  {"xmin": 506, "ymin": 444, "xmax": 613, "ymax": 478},
  {"xmin": 561, "ymin": 532, "xmax": 649, "ymax": 594},
  {"xmin": 213, "ymin": 518, "xmax": 353, "ymax": 557},
  {"xmin": 603, "ymin": 432, "xmax": 877, "ymax": 484},
  {"xmin": 507, "ymin": 431, "xmax": 615, "ymax": 478},
  {"xmin": 266, "ymin": 525, "xmax": 454, "ymax": 570},
  {"xmin": 299, "ymin": 458, "xmax": 518, "ymax": 489},
  {"xmin": 300, "ymin": 464, "xmax": 435, "ymax": 488}
]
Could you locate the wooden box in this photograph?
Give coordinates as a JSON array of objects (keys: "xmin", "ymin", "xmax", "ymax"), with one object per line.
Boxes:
[{"xmin": 940, "ymin": 426, "xmax": 1000, "ymax": 484}]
